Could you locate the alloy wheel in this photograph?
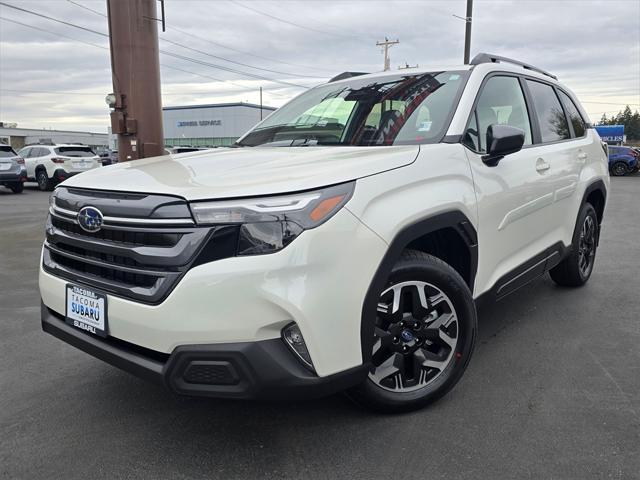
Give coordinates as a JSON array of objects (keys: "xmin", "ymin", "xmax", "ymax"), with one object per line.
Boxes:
[
  {"xmin": 369, "ymin": 281, "xmax": 459, "ymax": 392},
  {"xmin": 612, "ymin": 163, "xmax": 627, "ymax": 176},
  {"xmin": 578, "ymin": 214, "xmax": 596, "ymax": 278},
  {"xmin": 37, "ymin": 172, "xmax": 48, "ymax": 190}
]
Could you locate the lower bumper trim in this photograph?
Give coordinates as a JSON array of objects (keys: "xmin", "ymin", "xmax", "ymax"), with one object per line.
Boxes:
[{"xmin": 41, "ymin": 302, "xmax": 369, "ymax": 400}]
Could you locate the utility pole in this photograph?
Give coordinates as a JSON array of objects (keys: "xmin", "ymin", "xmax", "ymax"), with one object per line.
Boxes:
[
  {"xmin": 376, "ymin": 37, "xmax": 399, "ymax": 71},
  {"xmin": 463, "ymin": 0, "xmax": 473, "ymax": 64},
  {"xmin": 106, "ymin": 0, "xmax": 164, "ymax": 162}
]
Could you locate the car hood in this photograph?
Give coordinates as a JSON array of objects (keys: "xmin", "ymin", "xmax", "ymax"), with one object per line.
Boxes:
[{"xmin": 60, "ymin": 145, "xmax": 419, "ymax": 200}]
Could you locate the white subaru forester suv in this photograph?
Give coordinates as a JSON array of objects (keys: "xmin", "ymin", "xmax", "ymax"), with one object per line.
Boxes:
[{"xmin": 40, "ymin": 54, "xmax": 609, "ymax": 412}]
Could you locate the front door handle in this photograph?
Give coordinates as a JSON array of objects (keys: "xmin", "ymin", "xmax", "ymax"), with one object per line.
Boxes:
[{"xmin": 536, "ymin": 158, "xmax": 550, "ymax": 172}]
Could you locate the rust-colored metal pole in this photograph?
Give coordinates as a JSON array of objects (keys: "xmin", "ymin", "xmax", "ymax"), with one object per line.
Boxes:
[{"xmin": 107, "ymin": 0, "xmax": 164, "ymax": 161}]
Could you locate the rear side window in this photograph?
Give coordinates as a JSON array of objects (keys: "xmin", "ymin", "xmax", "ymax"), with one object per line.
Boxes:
[
  {"xmin": 0, "ymin": 146, "xmax": 17, "ymax": 157},
  {"xmin": 558, "ymin": 91, "xmax": 586, "ymax": 138},
  {"xmin": 526, "ymin": 80, "xmax": 570, "ymax": 143},
  {"xmin": 36, "ymin": 147, "xmax": 51, "ymax": 157},
  {"xmin": 464, "ymin": 75, "xmax": 532, "ymax": 153},
  {"xmin": 18, "ymin": 147, "xmax": 31, "ymax": 158},
  {"xmin": 54, "ymin": 146, "xmax": 95, "ymax": 157}
]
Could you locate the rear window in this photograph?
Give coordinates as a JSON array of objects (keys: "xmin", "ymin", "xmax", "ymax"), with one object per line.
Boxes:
[
  {"xmin": 0, "ymin": 145, "xmax": 17, "ymax": 157},
  {"xmin": 54, "ymin": 146, "xmax": 95, "ymax": 157}
]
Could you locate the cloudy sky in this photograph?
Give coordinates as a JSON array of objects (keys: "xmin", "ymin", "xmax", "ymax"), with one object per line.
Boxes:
[{"xmin": 0, "ymin": 0, "xmax": 638, "ymax": 133}]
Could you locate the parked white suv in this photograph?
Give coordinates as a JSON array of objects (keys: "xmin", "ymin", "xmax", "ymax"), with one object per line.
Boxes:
[
  {"xmin": 39, "ymin": 54, "xmax": 609, "ymax": 412},
  {"xmin": 19, "ymin": 144, "xmax": 101, "ymax": 191}
]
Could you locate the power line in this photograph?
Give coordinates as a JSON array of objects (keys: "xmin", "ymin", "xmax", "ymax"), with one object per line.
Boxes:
[
  {"xmin": 0, "ymin": 2, "xmax": 108, "ymax": 37},
  {"xmin": 0, "ymin": 2, "xmax": 315, "ymax": 89},
  {"xmin": 161, "ymin": 37, "xmax": 321, "ymax": 79},
  {"xmin": 0, "ymin": 16, "xmax": 109, "ymax": 50},
  {"xmin": 64, "ymin": 0, "xmax": 333, "ymax": 75},
  {"xmin": 166, "ymin": 24, "xmax": 334, "ymax": 74},
  {"xmin": 66, "ymin": 0, "xmax": 106, "ymax": 18},
  {"xmin": 160, "ymin": 50, "xmax": 310, "ymax": 88},
  {"xmin": 0, "ymin": 16, "xmax": 294, "ymax": 99},
  {"xmin": 229, "ymin": 0, "xmax": 356, "ymax": 40},
  {"xmin": 581, "ymin": 100, "xmax": 640, "ymax": 106}
]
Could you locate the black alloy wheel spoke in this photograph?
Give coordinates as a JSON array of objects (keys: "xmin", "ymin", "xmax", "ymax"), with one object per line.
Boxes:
[{"xmin": 369, "ymin": 281, "xmax": 459, "ymax": 393}]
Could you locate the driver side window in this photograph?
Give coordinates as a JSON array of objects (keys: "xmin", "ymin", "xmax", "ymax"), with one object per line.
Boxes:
[{"xmin": 464, "ymin": 76, "xmax": 533, "ymax": 153}]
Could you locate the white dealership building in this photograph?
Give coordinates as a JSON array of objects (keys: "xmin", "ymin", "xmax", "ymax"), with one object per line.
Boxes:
[{"xmin": 162, "ymin": 102, "xmax": 276, "ymax": 148}]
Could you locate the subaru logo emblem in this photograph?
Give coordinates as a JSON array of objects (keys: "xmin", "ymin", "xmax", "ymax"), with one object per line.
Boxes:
[
  {"xmin": 401, "ymin": 330, "xmax": 414, "ymax": 342},
  {"xmin": 77, "ymin": 206, "xmax": 103, "ymax": 233}
]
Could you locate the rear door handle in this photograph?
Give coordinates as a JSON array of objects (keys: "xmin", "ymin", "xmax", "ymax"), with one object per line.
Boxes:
[
  {"xmin": 577, "ymin": 151, "xmax": 588, "ymax": 163},
  {"xmin": 536, "ymin": 158, "xmax": 550, "ymax": 172}
]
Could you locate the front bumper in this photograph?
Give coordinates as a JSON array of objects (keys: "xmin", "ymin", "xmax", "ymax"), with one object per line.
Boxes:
[
  {"xmin": 40, "ymin": 207, "xmax": 389, "ymax": 377},
  {"xmin": 41, "ymin": 303, "xmax": 368, "ymax": 399}
]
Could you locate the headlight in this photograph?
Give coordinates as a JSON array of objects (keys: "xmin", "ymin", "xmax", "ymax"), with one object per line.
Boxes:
[{"xmin": 190, "ymin": 181, "xmax": 355, "ymax": 255}]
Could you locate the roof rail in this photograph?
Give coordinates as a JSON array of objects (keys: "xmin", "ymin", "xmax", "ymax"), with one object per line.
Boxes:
[
  {"xmin": 470, "ymin": 53, "xmax": 557, "ymax": 80},
  {"xmin": 329, "ymin": 71, "xmax": 369, "ymax": 82}
]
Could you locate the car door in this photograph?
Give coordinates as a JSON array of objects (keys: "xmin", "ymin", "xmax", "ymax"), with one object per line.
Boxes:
[
  {"xmin": 462, "ymin": 74, "xmax": 557, "ymax": 297},
  {"xmin": 522, "ymin": 80, "xmax": 584, "ymax": 246}
]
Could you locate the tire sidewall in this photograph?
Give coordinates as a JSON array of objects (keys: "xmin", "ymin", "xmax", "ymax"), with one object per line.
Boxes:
[
  {"xmin": 354, "ymin": 254, "xmax": 477, "ymax": 411},
  {"xmin": 37, "ymin": 171, "xmax": 48, "ymax": 191},
  {"xmin": 575, "ymin": 203, "xmax": 598, "ymax": 282},
  {"xmin": 611, "ymin": 162, "xmax": 628, "ymax": 176}
]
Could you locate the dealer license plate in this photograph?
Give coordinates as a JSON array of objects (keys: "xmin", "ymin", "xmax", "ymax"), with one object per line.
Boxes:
[{"xmin": 65, "ymin": 284, "xmax": 108, "ymax": 337}]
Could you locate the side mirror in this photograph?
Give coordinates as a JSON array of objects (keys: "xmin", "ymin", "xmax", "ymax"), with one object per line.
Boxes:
[{"xmin": 483, "ymin": 124, "xmax": 525, "ymax": 166}]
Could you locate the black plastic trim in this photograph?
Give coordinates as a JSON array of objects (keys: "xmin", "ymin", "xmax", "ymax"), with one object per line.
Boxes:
[
  {"xmin": 359, "ymin": 211, "xmax": 478, "ymax": 363},
  {"xmin": 41, "ymin": 303, "xmax": 369, "ymax": 400}
]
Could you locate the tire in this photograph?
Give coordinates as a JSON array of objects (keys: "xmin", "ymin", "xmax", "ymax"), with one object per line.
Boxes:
[
  {"xmin": 9, "ymin": 182, "xmax": 23, "ymax": 194},
  {"xmin": 347, "ymin": 250, "xmax": 477, "ymax": 413},
  {"xmin": 610, "ymin": 161, "xmax": 628, "ymax": 176},
  {"xmin": 549, "ymin": 202, "xmax": 598, "ymax": 287},
  {"xmin": 36, "ymin": 170, "xmax": 54, "ymax": 191}
]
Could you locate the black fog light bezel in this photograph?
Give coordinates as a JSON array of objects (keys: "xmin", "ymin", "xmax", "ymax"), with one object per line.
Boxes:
[{"xmin": 282, "ymin": 322, "xmax": 315, "ymax": 373}]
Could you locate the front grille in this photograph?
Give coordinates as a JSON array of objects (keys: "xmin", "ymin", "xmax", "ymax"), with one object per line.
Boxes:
[
  {"xmin": 51, "ymin": 215, "xmax": 181, "ymax": 247},
  {"xmin": 43, "ymin": 187, "xmax": 239, "ymax": 304},
  {"xmin": 49, "ymin": 249, "xmax": 158, "ymax": 288}
]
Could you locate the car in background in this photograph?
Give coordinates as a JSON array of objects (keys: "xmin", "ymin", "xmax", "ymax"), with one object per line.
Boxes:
[
  {"xmin": 98, "ymin": 150, "xmax": 118, "ymax": 166},
  {"xmin": 18, "ymin": 144, "xmax": 102, "ymax": 191},
  {"xmin": 608, "ymin": 146, "xmax": 639, "ymax": 176},
  {"xmin": 0, "ymin": 144, "xmax": 27, "ymax": 193}
]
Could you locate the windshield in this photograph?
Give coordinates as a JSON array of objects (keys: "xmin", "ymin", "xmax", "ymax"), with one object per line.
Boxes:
[
  {"xmin": 238, "ymin": 71, "xmax": 468, "ymax": 147},
  {"xmin": 54, "ymin": 146, "xmax": 95, "ymax": 157}
]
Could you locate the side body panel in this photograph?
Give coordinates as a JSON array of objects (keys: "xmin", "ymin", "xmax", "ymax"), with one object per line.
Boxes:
[{"xmin": 346, "ymin": 143, "xmax": 479, "ymax": 284}]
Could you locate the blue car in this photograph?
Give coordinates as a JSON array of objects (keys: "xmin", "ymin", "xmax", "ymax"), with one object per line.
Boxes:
[{"xmin": 608, "ymin": 146, "xmax": 639, "ymax": 176}]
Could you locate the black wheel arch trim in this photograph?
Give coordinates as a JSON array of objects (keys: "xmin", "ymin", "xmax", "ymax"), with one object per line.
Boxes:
[
  {"xmin": 580, "ymin": 179, "xmax": 607, "ymax": 245},
  {"xmin": 360, "ymin": 210, "xmax": 478, "ymax": 363}
]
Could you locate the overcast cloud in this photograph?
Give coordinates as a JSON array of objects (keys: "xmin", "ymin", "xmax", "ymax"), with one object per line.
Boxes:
[{"xmin": 0, "ymin": 0, "xmax": 638, "ymax": 132}]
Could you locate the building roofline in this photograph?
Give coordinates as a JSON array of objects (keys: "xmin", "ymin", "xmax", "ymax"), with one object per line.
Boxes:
[
  {"xmin": 162, "ymin": 102, "xmax": 276, "ymax": 112},
  {"xmin": 0, "ymin": 126, "xmax": 107, "ymax": 135}
]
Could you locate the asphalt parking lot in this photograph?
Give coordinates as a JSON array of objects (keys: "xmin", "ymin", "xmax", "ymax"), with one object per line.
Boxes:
[{"xmin": 1, "ymin": 180, "xmax": 639, "ymax": 480}]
